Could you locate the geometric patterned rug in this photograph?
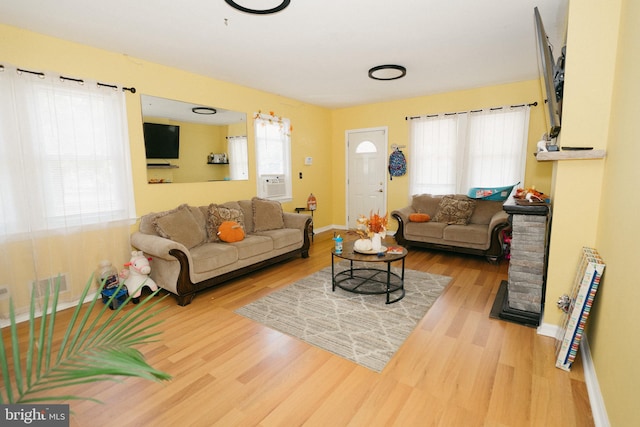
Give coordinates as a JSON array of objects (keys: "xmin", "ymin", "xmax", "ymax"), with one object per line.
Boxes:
[{"xmin": 235, "ymin": 263, "xmax": 451, "ymax": 372}]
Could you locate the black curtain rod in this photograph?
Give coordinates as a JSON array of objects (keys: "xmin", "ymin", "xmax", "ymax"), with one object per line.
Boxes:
[
  {"xmin": 0, "ymin": 65, "xmax": 136, "ymax": 93},
  {"xmin": 405, "ymin": 101, "xmax": 538, "ymax": 120}
]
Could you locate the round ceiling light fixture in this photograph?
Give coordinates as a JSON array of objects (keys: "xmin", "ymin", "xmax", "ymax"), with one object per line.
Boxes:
[
  {"xmin": 192, "ymin": 107, "xmax": 217, "ymax": 115},
  {"xmin": 368, "ymin": 64, "xmax": 407, "ymax": 81},
  {"xmin": 224, "ymin": 0, "xmax": 290, "ymax": 15}
]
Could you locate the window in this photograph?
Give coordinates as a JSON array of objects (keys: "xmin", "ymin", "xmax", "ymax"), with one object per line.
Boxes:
[
  {"xmin": 409, "ymin": 106, "xmax": 530, "ymax": 196},
  {"xmin": 254, "ymin": 113, "xmax": 292, "ymax": 200},
  {"xmin": 0, "ymin": 65, "xmax": 136, "ymax": 238},
  {"xmin": 228, "ymin": 136, "xmax": 248, "ymax": 180}
]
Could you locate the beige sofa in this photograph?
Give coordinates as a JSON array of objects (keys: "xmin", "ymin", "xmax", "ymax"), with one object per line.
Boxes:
[
  {"xmin": 391, "ymin": 194, "xmax": 510, "ymax": 261},
  {"xmin": 131, "ymin": 198, "xmax": 312, "ymax": 306}
]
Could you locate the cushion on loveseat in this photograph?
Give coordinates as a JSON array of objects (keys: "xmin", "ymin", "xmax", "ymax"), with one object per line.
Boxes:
[
  {"xmin": 411, "ymin": 194, "xmax": 443, "ymax": 217},
  {"xmin": 468, "ymin": 200, "xmax": 506, "ymax": 225},
  {"xmin": 432, "ymin": 195, "xmax": 476, "ymax": 225}
]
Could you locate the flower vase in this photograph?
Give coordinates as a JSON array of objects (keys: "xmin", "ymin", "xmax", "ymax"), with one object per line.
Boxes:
[{"xmin": 371, "ymin": 233, "xmax": 383, "ymax": 252}]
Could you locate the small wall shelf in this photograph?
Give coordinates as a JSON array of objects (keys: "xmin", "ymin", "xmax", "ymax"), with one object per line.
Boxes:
[
  {"xmin": 147, "ymin": 164, "xmax": 179, "ymax": 169},
  {"xmin": 535, "ymin": 149, "xmax": 606, "ymax": 161},
  {"xmin": 207, "ymin": 162, "xmax": 229, "ymax": 165}
]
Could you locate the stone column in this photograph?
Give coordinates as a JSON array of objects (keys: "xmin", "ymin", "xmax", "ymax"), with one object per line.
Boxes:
[{"xmin": 493, "ymin": 199, "xmax": 550, "ymax": 326}]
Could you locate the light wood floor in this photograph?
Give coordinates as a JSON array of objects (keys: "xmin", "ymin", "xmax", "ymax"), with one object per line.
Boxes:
[{"xmin": 18, "ymin": 231, "xmax": 594, "ymax": 426}]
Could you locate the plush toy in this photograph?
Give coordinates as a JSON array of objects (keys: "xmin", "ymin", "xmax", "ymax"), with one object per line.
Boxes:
[
  {"xmin": 217, "ymin": 221, "xmax": 245, "ymax": 242},
  {"xmin": 123, "ymin": 250, "xmax": 159, "ymax": 303}
]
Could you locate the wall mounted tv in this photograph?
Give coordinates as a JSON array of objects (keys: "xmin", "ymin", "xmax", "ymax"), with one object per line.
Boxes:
[
  {"xmin": 534, "ymin": 7, "xmax": 566, "ymax": 140},
  {"xmin": 143, "ymin": 122, "xmax": 180, "ymax": 159}
]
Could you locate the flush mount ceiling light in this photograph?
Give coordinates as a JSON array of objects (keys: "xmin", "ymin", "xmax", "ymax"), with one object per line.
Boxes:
[
  {"xmin": 192, "ymin": 107, "xmax": 217, "ymax": 115},
  {"xmin": 224, "ymin": 0, "xmax": 290, "ymax": 15},
  {"xmin": 368, "ymin": 64, "xmax": 407, "ymax": 81}
]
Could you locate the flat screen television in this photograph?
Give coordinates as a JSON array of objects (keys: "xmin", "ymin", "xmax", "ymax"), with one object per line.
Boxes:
[
  {"xmin": 534, "ymin": 7, "xmax": 565, "ymax": 139},
  {"xmin": 143, "ymin": 122, "xmax": 180, "ymax": 159}
]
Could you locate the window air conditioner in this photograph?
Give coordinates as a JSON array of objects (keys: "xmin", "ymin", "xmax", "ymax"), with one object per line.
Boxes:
[{"xmin": 260, "ymin": 175, "xmax": 286, "ymax": 198}]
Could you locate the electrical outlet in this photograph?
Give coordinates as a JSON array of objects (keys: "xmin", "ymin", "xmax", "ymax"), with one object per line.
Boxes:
[
  {"xmin": 299, "ymin": 172, "xmax": 303, "ymax": 179},
  {"xmin": 304, "ymin": 156, "xmax": 312, "ymax": 165}
]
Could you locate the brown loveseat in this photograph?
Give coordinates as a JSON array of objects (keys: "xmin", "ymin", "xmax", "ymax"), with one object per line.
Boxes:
[
  {"xmin": 391, "ymin": 194, "xmax": 510, "ymax": 262},
  {"xmin": 130, "ymin": 198, "xmax": 312, "ymax": 306}
]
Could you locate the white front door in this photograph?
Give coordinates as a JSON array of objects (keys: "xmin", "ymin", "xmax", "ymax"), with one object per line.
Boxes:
[{"xmin": 346, "ymin": 128, "xmax": 387, "ymax": 229}]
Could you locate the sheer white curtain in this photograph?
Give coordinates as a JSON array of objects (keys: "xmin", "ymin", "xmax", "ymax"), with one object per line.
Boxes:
[
  {"xmin": 254, "ymin": 114, "xmax": 292, "ymax": 200},
  {"xmin": 227, "ymin": 136, "xmax": 248, "ymax": 180},
  {"xmin": 0, "ymin": 65, "xmax": 136, "ymax": 322},
  {"xmin": 409, "ymin": 105, "xmax": 530, "ymax": 196}
]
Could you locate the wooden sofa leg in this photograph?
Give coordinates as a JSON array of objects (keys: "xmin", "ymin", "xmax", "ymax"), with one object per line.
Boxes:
[{"xmin": 177, "ymin": 293, "xmax": 195, "ymax": 306}]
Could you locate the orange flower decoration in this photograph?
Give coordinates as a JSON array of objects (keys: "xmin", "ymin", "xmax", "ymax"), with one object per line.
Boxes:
[{"xmin": 355, "ymin": 210, "xmax": 388, "ymax": 238}]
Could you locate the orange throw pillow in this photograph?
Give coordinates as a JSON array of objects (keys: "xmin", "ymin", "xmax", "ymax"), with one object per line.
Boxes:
[
  {"xmin": 409, "ymin": 213, "xmax": 431, "ymax": 222},
  {"xmin": 217, "ymin": 221, "xmax": 245, "ymax": 242}
]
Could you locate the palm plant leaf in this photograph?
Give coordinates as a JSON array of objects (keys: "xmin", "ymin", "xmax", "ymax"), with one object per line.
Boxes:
[{"xmin": 0, "ymin": 276, "xmax": 171, "ymax": 405}]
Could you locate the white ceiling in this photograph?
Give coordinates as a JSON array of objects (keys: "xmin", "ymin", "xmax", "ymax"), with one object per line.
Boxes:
[{"xmin": 0, "ymin": 0, "xmax": 568, "ymax": 109}]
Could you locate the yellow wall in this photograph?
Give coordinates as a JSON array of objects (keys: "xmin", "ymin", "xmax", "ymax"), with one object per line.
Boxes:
[
  {"xmin": 543, "ymin": 0, "xmax": 639, "ymax": 424},
  {"xmin": 0, "ymin": 24, "xmax": 333, "ymax": 229},
  {"xmin": 544, "ymin": 0, "xmax": 619, "ymax": 325},
  {"xmin": 331, "ymin": 80, "xmax": 552, "ymax": 229},
  {"xmin": 589, "ymin": 0, "xmax": 639, "ymax": 424}
]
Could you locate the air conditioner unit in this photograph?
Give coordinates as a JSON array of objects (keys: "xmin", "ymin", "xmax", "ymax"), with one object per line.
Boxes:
[{"xmin": 261, "ymin": 175, "xmax": 286, "ymax": 198}]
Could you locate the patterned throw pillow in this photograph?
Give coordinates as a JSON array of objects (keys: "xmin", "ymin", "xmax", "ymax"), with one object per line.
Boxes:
[
  {"xmin": 206, "ymin": 204, "xmax": 245, "ymax": 242},
  {"xmin": 432, "ymin": 196, "xmax": 476, "ymax": 225}
]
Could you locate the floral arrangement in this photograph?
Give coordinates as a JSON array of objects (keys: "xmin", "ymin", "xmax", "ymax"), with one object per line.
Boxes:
[{"xmin": 355, "ymin": 210, "xmax": 388, "ymax": 238}]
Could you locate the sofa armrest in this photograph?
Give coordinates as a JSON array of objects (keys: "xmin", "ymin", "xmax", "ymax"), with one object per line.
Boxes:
[
  {"xmin": 391, "ymin": 207, "xmax": 416, "ymax": 246},
  {"xmin": 488, "ymin": 210, "xmax": 509, "ymax": 232},
  {"xmin": 130, "ymin": 231, "xmax": 190, "ymax": 262},
  {"xmin": 283, "ymin": 212, "xmax": 311, "ymax": 230},
  {"xmin": 391, "ymin": 206, "xmax": 415, "ymax": 225}
]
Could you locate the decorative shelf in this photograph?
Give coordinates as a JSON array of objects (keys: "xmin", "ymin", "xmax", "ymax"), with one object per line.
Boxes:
[
  {"xmin": 147, "ymin": 164, "xmax": 179, "ymax": 169},
  {"xmin": 535, "ymin": 150, "xmax": 606, "ymax": 161},
  {"xmin": 207, "ymin": 162, "xmax": 229, "ymax": 165}
]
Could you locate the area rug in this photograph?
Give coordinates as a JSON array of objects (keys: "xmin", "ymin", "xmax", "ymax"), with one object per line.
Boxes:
[{"xmin": 235, "ymin": 263, "xmax": 451, "ymax": 372}]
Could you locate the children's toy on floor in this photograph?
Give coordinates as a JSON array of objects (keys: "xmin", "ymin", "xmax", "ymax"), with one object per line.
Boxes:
[
  {"xmin": 122, "ymin": 250, "xmax": 159, "ymax": 304},
  {"xmin": 101, "ymin": 286, "xmax": 129, "ymax": 310},
  {"xmin": 96, "ymin": 260, "xmax": 128, "ymax": 310}
]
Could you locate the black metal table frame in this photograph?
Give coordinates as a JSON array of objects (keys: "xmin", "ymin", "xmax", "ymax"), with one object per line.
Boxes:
[{"xmin": 331, "ymin": 251, "xmax": 406, "ymax": 304}]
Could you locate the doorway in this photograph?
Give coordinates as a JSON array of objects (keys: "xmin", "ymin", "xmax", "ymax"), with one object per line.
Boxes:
[{"xmin": 346, "ymin": 127, "xmax": 388, "ymax": 229}]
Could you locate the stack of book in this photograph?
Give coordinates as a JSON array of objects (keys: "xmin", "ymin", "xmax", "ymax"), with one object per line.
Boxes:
[{"xmin": 555, "ymin": 247, "xmax": 605, "ymax": 371}]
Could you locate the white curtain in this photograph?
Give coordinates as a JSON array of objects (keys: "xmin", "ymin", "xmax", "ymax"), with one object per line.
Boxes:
[
  {"xmin": 0, "ymin": 65, "xmax": 136, "ymax": 322},
  {"xmin": 227, "ymin": 136, "xmax": 248, "ymax": 180},
  {"xmin": 254, "ymin": 114, "xmax": 292, "ymax": 200},
  {"xmin": 409, "ymin": 105, "xmax": 530, "ymax": 196}
]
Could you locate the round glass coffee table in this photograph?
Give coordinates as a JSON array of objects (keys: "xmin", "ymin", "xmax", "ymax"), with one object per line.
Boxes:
[{"xmin": 331, "ymin": 240, "xmax": 408, "ymax": 304}]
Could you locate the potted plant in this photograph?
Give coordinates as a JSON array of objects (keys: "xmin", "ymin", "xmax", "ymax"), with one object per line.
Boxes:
[{"xmin": 0, "ymin": 277, "xmax": 171, "ymax": 405}]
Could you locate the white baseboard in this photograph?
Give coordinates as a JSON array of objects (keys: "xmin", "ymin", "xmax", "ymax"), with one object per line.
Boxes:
[
  {"xmin": 580, "ymin": 335, "xmax": 610, "ymax": 427},
  {"xmin": 0, "ymin": 291, "xmax": 98, "ymax": 328},
  {"xmin": 537, "ymin": 323, "xmax": 609, "ymax": 427}
]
